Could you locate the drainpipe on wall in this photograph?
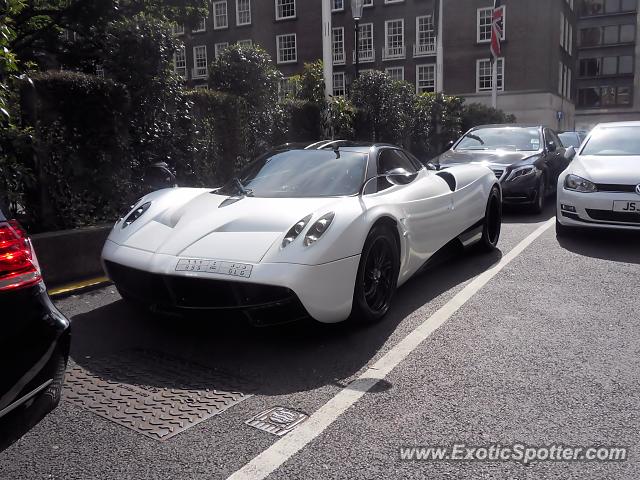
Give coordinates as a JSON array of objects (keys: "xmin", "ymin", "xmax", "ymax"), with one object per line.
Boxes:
[
  {"xmin": 322, "ymin": 0, "xmax": 333, "ymax": 103},
  {"xmin": 436, "ymin": 0, "xmax": 444, "ymax": 93}
]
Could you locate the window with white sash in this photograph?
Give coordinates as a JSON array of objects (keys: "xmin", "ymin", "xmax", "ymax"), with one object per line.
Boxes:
[
  {"xmin": 193, "ymin": 45, "xmax": 208, "ymax": 78},
  {"xmin": 476, "ymin": 58, "xmax": 504, "ymax": 92},
  {"xmin": 416, "ymin": 64, "xmax": 435, "ymax": 93}
]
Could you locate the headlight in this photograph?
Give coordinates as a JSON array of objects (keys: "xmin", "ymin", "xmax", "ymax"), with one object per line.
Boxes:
[
  {"xmin": 506, "ymin": 165, "xmax": 536, "ymax": 182},
  {"xmin": 282, "ymin": 215, "xmax": 312, "ymax": 248},
  {"xmin": 304, "ymin": 212, "xmax": 335, "ymax": 247},
  {"xmin": 564, "ymin": 174, "xmax": 597, "ymax": 193},
  {"xmin": 122, "ymin": 202, "xmax": 151, "ymax": 228}
]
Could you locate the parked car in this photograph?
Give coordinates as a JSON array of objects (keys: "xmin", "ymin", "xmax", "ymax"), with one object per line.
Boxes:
[
  {"xmin": 102, "ymin": 143, "xmax": 502, "ymax": 325},
  {"xmin": 434, "ymin": 125, "xmax": 575, "ymax": 213},
  {"xmin": 0, "ymin": 209, "xmax": 70, "ymax": 451},
  {"xmin": 558, "ymin": 131, "xmax": 587, "ymax": 149},
  {"xmin": 556, "ymin": 121, "xmax": 640, "ymax": 235}
]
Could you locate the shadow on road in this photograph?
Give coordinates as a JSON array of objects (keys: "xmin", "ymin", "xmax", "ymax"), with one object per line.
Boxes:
[
  {"xmin": 557, "ymin": 228, "xmax": 640, "ymax": 265},
  {"xmin": 68, "ymin": 247, "xmax": 502, "ymax": 397},
  {"xmin": 502, "ymin": 197, "xmax": 556, "ymax": 224}
]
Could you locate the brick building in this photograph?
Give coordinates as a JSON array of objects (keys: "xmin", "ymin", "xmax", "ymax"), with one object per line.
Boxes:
[{"xmin": 173, "ymin": 0, "xmax": 640, "ymax": 130}]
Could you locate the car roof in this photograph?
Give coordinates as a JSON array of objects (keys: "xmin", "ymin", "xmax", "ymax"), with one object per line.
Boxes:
[
  {"xmin": 593, "ymin": 121, "xmax": 640, "ymax": 128},
  {"xmin": 471, "ymin": 124, "xmax": 545, "ymax": 129}
]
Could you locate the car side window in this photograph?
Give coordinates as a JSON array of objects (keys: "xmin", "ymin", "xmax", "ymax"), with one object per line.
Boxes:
[{"xmin": 376, "ymin": 149, "xmax": 418, "ymax": 191}]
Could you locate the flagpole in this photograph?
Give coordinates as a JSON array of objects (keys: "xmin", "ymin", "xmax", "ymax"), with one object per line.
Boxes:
[
  {"xmin": 491, "ymin": 56, "xmax": 497, "ymax": 109},
  {"xmin": 322, "ymin": 0, "xmax": 333, "ymax": 103}
]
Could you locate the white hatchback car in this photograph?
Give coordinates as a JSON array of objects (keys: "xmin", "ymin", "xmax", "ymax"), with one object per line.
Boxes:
[{"xmin": 556, "ymin": 121, "xmax": 640, "ymax": 235}]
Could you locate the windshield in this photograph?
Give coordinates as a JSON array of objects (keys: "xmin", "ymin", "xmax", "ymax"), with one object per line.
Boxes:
[
  {"xmin": 455, "ymin": 127, "xmax": 542, "ymax": 152},
  {"xmin": 558, "ymin": 133, "xmax": 582, "ymax": 148},
  {"xmin": 218, "ymin": 149, "xmax": 368, "ymax": 198},
  {"xmin": 581, "ymin": 126, "xmax": 640, "ymax": 156}
]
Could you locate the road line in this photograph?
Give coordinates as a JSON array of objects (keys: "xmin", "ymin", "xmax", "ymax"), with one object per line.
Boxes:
[
  {"xmin": 48, "ymin": 276, "xmax": 110, "ymax": 297},
  {"xmin": 227, "ymin": 218, "xmax": 555, "ymax": 480}
]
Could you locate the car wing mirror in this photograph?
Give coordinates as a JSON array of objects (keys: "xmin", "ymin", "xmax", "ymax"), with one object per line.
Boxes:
[
  {"xmin": 358, "ymin": 168, "xmax": 418, "ymax": 195},
  {"xmin": 564, "ymin": 146, "xmax": 576, "ymax": 160},
  {"xmin": 426, "ymin": 162, "xmax": 440, "ymax": 171},
  {"xmin": 144, "ymin": 162, "xmax": 177, "ymax": 190}
]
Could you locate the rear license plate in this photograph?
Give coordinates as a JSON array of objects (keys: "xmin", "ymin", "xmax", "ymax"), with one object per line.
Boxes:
[{"xmin": 613, "ymin": 201, "xmax": 640, "ymax": 213}]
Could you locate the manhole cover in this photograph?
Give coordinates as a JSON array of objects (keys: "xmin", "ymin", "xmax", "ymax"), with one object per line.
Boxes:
[
  {"xmin": 64, "ymin": 349, "xmax": 253, "ymax": 441},
  {"xmin": 245, "ymin": 406, "xmax": 308, "ymax": 436}
]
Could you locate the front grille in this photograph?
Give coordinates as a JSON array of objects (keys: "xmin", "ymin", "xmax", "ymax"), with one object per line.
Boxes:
[
  {"xmin": 594, "ymin": 183, "xmax": 638, "ymax": 193},
  {"xmin": 586, "ymin": 209, "xmax": 640, "ymax": 224},
  {"xmin": 492, "ymin": 169, "xmax": 504, "ymax": 180},
  {"xmin": 104, "ymin": 261, "xmax": 299, "ymax": 310}
]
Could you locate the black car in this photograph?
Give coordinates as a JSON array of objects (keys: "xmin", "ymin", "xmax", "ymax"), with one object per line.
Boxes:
[
  {"xmin": 558, "ymin": 131, "xmax": 587, "ymax": 149},
  {"xmin": 434, "ymin": 124, "xmax": 575, "ymax": 213},
  {"xmin": 0, "ymin": 209, "xmax": 70, "ymax": 450}
]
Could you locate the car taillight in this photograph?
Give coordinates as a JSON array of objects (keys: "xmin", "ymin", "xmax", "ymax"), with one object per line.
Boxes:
[{"xmin": 0, "ymin": 220, "xmax": 42, "ymax": 291}]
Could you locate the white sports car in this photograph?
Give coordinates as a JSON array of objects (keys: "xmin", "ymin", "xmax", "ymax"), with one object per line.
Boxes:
[
  {"xmin": 556, "ymin": 121, "xmax": 640, "ymax": 235},
  {"xmin": 101, "ymin": 143, "xmax": 502, "ymax": 324}
]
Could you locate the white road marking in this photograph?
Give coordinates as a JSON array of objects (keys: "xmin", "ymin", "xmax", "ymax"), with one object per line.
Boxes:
[{"xmin": 227, "ymin": 218, "xmax": 555, "ymax": 480}]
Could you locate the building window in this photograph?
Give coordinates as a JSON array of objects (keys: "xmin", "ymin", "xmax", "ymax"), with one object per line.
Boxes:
[
  {"xmin": 579, "ymin": 55, "xmax": 635, "ymax": 76},
  {"xmin": 236, "ymin": 0, "xmax": 251, "ymax": 25},
  {"xmin": 384, "ymin": 19, "xmax": 405, "ymax": 60},
  {"xmin": 193, "ymin": 17, "xmax": 206, "ymax": 33},
  {"xmin": 276, "ymin": 33, "xmax": 297, "ymax": 63},
  {"xmin": 332, "ymin": 27, "xmax": 345, "ymax": 65},
  {"xmin": 174, "ymin": 46, "xmax": 186, "ymax": 78},
  {"xmin": 276, "ymin": 0, "xmax": 296, "ymax": 20},
  {"xmin": 279, "ymin": 77, "xmax": 297, "ymax": 100},
  {"xmin": 578, "ymin": 86, "xmax": 633, "ymax": 107},
  {"xmin": 476, "ymin": 58, "xmax": 504, "ymax": 92},
  {"xmin": 416, "ymin": 64, "xmax": 435, "ymax": 93},
  {"xmin": 415, "ymin": 15, "xmax": 435, "ymax": 56},
  {"xmin": 477, "ymin": 6, "xmax": 505, "ymax": 43},
  {"xmin": 193, "ymin": 45, "xmax": 208, "ymax": 78},
  {"xmin": 332, "ymin": 0, "xmax": 344, "ymax": 11},
  {"xmin": 213, "ymin": 1, "xmax": 228, "ymax": 29},
  {"xmin": 237, "ymin": 39, "xmax": 253, "ymax": 48},
  {"xmin": 580, "ymin": 24, "xmax": 636, "ymax": 46},
  {"xmin": 385, "ymin": 0, "xmax": 404, "ymax": 3},
  {"xmin": 172, "ymin": 23, "xmax": 185, "ymax": 35},
  {"xmin": 355, "ymin": 23, "xmax": 375, "ymax": 63},
  {"xmin": 214, "ymin": 42, "xmax": 229, "ymax": 58},
  {"xmin": 559, "ymin": 63, "xmax": 571, "ymax": 99},
  {"xmin": 333, "ymin": 72, "xmax": 346, "ymax": 96},
  {"xmin": 95, "ymin": 65, "xmax": 105, "ymax": 79},
  {"xmin": 581, "ymin": 0, "xmax": 637, "ymax": 16},
  {"xmin": 363, "ymin": 0, "xmax": 373, "ymax": 6},
  {"xmin": 386, "ymin": 66, "xmax": 404, "ymax": 81}
]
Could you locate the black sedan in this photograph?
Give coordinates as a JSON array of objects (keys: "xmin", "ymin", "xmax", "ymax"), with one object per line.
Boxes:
[
  {"xmin": 434, "ymin": 125, "xmax": 575, "ymax": 213},
  {"xmin": 0, "ymin": 209, "xmax": 70, "ymax": 451}
]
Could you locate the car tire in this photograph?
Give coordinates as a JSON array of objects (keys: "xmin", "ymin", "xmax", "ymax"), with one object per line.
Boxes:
[
  {"xmin": 555, "ymin": 217, "xmax": 573, "ymax": 237},
  {"xmin": 531, "ymin": 175, "xmax": 546, "ymax": 214},
  {"xmin": 351, "ymin": 225, "xmax": 400, "ymax": 324},
  {"xmin": 477, "ymin": 186, "xmax": 502, "ymax": 252}
]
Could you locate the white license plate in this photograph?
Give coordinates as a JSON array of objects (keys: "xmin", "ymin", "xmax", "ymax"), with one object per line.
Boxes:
[{"xmin": 613, "ymin": 201, "xmax": 640, "ymax": 213}]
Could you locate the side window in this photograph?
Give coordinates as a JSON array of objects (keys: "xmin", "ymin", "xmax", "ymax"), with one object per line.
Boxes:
[{"xmin": 377, "ymin": 149, "xmax": 417, "ymax": 191}]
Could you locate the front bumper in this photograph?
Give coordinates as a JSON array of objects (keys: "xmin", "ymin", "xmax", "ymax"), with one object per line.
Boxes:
[
  {"xmin": 102, "ymin": 240, "xmax": 361, "ymax": 323},
  {"xmin": 500, "ymin": 172, "xmax": 540, "ymax": 204},
  {"xmin": 556, "ymin": 188, "xmax": 640, "ymax": 230}
]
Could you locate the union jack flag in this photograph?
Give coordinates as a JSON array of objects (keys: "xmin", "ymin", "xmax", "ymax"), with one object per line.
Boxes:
[{"xmin": 490, "ymin": 0, "xmax": 504, "ymax": 58}]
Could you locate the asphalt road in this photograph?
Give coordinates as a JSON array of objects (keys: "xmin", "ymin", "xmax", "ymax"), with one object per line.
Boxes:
[{"xmin": 1, "ymin": 202, "xmax": 639, "ymax": 480}]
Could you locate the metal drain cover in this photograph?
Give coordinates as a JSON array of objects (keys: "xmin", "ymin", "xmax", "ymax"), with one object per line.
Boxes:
[
  {"xmin": 64, "ymin": 349, "xmax": 253, "ymax": 441},
  {"xmin": 245, "ymin": 406, "xmax": 308, "ymax": 436}
]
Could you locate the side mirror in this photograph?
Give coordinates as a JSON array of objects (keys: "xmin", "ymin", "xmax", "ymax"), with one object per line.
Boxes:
[
  {"xmin": 385, "ymin": 168, "xmax": 417, "ymax": 186},
  {"xmin": 564, "ymin": 146, "xmax": 576, "ymax": 160},
  {"xmin": 426, "ymin": 162, "xmax": 440, "ymax": 171},
  {"xmin": 547, "ymin": 141, "xmax": 557, "ymax": 152},
  {"xmin": 144, "ymin": 162, "xmax": 177, "ymax": 190}
]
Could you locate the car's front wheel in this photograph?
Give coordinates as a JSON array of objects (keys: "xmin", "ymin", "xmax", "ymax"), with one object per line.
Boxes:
[
  {"xmin": 477, "ymin": 186, "xmax": 502, "ymax": 252},
  {"xmin": 531, "ymin": 175, "xmax": 546, "ymax": 214},
  {"xmin": 351, "ymin": 225, "xmax": 400, "ymax": 324}
]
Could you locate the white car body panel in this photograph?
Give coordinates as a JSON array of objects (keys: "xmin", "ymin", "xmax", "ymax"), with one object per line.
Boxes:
[
  {"xmin": 557, "ymin": 122, "xmax": 640, "ymax": 231},
  {"xmin": 102, "ymin": 151, "xmax": 497, "ymax": 323}
]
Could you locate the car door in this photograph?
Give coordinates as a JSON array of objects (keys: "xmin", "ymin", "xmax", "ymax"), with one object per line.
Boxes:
[
  {"xmin": 544, "ymin": 128, "xmax": 567, "ymax": 189},
  {"xmin": 374, "ymin": 148, "xmax": 454, "ymax": 276}
]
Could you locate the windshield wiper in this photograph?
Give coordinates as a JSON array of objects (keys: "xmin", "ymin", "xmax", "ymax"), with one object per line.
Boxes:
[{"xmin": 232, "ymin": 177, "xmax": 253, "ymax": 197}]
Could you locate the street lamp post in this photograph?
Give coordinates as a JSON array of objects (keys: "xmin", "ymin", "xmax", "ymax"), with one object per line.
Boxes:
[{"xmin": 351, "ymin": 0, "xmax": 364, "ymax": 79}]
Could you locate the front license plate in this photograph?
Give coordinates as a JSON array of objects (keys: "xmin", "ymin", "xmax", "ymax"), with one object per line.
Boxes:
[
  {"xmin": 175, "ymin": 258, "xmax": 253, "ymax": 278},
  {"xmin": 613, "ymin": 201, "xmax": 640, "ymax": 213}
]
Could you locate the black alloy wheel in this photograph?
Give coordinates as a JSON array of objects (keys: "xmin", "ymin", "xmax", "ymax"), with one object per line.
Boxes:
[
  {"xmin": 478, "ymin": 186, "xmax": 502, "ymax": 252},
  {"xmin": 352, "ymin": 225, "xmax": 400, "ymax": 323}
]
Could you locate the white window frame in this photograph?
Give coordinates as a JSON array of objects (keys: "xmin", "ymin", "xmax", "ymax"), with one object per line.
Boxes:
[
  {"xmin": 214, "ymin": 42, "xmax": 229, "ymax": 59},
  {"xmin": 354, "ymin": 22, "xmax": 375, "ymax": 63},
  {"xmin": 172, "ymin": 23, "xmax": 185, "ymax": 35},
  {"xmin": 384, "ymin": 18, "xmax": 405, "ymax": 60},
  {"xmin": 279, "ymin": 77, "xmax": 297, "ymax": 100},
  {"xmin": 386, "ymin": 66, "xmax": 404, "ymax": 82},
  {"xmin": 477, "ymin": 6, "xmax": 505, "ymax": 43},
  {"xmin": 333, "ymin": 72, "xmax": 346, "ymax": 96},
  {"xmin": 332, "ymin": 0, "xmax": 344, "ymax": 12},
  {"xmin": 237, "ymin": 39, "xmax": 253, "ymax": 48},
  {"xmin": 363, "ymin": 0, "xmax": 373, "ymax": 6},
  {"xmin": 476, "ymin": 58, "xmax": 504, "ymax": 92},
  {"xmin": 415, "ymin": 15, "xmax": 436, "ymax": 56},
  {"xmin": 275, "ymin": 0, "xmax": 296, "ymax": 21},
  {"xmin": 416, "ymin": 64, "xmax": 435, "ymax": 93},
  {"xmin": 192, "ymin": 45, "xmax": 208, "ymax": 79},
  {"xmin": 384, "ymin": 0, "xmax": 404, "ymax": 3},
  {"xmin": 213, "ymin": 1, "xmax": 228, "ymax": 30},
  {"xmin": 192, "ymin": 17, "xmax": 206, "ymax": 33},
  {"xmin": 560, "ymin": 12, "xmax": 565, "ymax": 49},
  {"xmin": 332, "ymin": 27, "xmax": 345, "ymax": 65},
  {"xmin": 276, "ymin": 33, "xmax": 297, "ymax": 64},
  {"xmin": 173, "ymin": 46, "xmax": 186, "ymax": 78},
  {"xmin": 236, "ymin": 0, "xmax": 252, "ymax": 26}
]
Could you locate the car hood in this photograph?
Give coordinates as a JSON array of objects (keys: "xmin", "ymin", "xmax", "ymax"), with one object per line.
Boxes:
[
  {"xmin": 436, "ymin": 149, "xmax": 539, "ymax": 167},
  {"xmin": 112, "ymin": 191, "xmax": 343, "ymax": 263},
  {"xmin": 570, "ymin": 155, "xmax": 640, "ymax": 185}
]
